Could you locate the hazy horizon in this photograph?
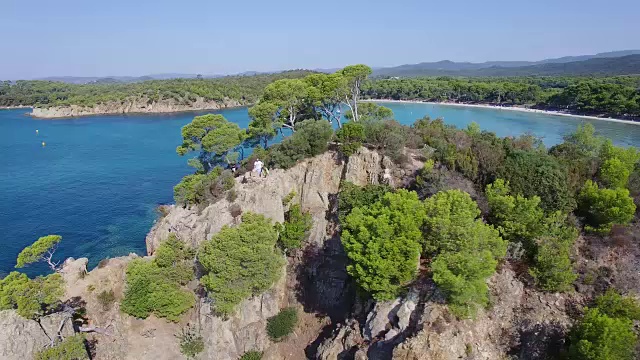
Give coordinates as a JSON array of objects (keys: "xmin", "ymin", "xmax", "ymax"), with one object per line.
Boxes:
[{"xmin": 2, "ymin": 0, "xmax": 639, "ymax": 79}]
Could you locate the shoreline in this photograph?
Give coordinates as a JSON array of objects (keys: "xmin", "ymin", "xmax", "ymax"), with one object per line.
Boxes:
[
  {"xmin": 23, "ymin": 104, "xmax": 248, "ymax": 119},
  {"xmin": 367, "ymin": 99, "xmax": 640, "ymax": 126}
]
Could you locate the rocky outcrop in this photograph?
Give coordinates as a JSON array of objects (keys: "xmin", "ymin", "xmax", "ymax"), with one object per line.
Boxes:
[
  {"xmin": 316, "ymin": 320, "xmax": 365, "ymax": 360},
  {"xmin": 0, "ymin": 310, "xmax": 75, "ymax": 360},
  {"xmin": 30, "ymin": 97, "xmax": 243, "ymax": 118},
  {"xmin": 146, "ymin": 147, "xmax": 414, "ymax": 254}
]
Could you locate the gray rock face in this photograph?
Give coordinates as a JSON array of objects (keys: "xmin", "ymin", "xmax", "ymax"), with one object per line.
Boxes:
[
  {"xmin": 0, "ymin": 310, "xmax": 75, "ymax": 360},
  {"xmin": 316, "ymin": 320, "xmax": 363, "ymax": 360},
  {"xmin": 30, "ymin": 97, "xmax": 242, "ymax": 118},
  {"xmin": 363, "ymin": 287, "xmax": 418, "ymax": 341}
]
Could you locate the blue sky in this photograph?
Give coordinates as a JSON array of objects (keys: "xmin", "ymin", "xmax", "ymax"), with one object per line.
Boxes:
[{"xmin": 1, "ymin": 0, "xmax": 639, "ymax": 79}]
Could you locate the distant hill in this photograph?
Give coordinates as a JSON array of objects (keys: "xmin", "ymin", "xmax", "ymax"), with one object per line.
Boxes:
[{"xmin": 373, "ymin": 50, "xmax": 640, "ymax": 77}]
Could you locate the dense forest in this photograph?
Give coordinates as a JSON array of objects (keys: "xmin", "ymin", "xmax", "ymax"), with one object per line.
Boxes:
[
  {"xmin": 363, "ymin": 76, "xmax": 640, "ymax": 118},
  {"xmin": 0, "ymin": 70, "xmax": 313, "ymax": 108}
]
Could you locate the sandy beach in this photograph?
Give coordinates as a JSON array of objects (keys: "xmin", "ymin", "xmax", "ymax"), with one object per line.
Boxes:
[{"xmin": 366, "ymin": 99, "xmax": 640, "ymax": 126}]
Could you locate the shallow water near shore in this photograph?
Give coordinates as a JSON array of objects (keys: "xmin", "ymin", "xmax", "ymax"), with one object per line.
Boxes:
[{"xmin": 2, "ymin": 104, "xmax": 640, "ymax": 276}]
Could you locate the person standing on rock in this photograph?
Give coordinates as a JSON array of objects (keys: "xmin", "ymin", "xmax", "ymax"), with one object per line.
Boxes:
[{"xmin": 253, "ymin": 158, "xmax": 264, "ymax": 177}]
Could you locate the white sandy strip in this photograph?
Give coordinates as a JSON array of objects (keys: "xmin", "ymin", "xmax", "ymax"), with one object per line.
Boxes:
[{"xmin": 365, "ymin": 99, "xmax": 640, "ymax": 126}]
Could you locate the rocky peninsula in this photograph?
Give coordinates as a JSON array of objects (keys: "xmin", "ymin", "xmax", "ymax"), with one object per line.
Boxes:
[{"xmin": 29, "ymin": 97, "xmax": 243, "ymax": 118}]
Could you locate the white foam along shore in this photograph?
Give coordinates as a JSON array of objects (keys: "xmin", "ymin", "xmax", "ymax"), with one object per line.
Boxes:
[{"xmin": 366, "ymin": 99, "xmax": 640, "ymax": 126}]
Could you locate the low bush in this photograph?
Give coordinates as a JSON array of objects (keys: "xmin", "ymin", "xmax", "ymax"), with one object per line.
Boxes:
[
  {"xmin": 121, "ymin": 236, "xmax": 195, "ymax": 321},
  {"xmin": 268, "ymin": 120, "xmax": 333, "ymax": 169},
  {"xmin": 177, "ymin": 325, "xmax": 205, "ymax": 359},
  {"xmin": 266, "ymin": 307, "xmax": 298, "ymax": 342},
  {"xmin": 577, "ymin": 180, "xmax": 636, "ymax": 234},
  {"xmin": 96, "ymin": 289, "xmax": 116, "ymax": 311},
  {"xmin": 0, "ymin": 272, "xmax": 64, "ymax": 319},
  {"xmin": 173, "ymin": 167, "xmax": 235, "ymax": 206},
  {"xmin": 35, "ymin": 334, "xmax": 88, "ymax": 360},
  {"xmin": 239, "ymin": 351, "xmax": 263, "ymax": 360},
  {"xmin": 569, "ymin": 308, "xmax": 637, "ymax": 360},
  {"xmin": 335, "ymin": 121, "xmax": 365, "ymax": 156},
  {"xmin": 198, "ymin": 213, "xmax": 285, "ymax": 316},
  {"xmin": 337, "ymin": 181, "xmax": 390, "ymax": 223},
  {"xmin": 277, "ymin": 204, "xmax": 312, "ymax": 251}
]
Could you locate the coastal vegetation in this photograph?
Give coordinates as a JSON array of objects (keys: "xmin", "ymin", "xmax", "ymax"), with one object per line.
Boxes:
[
  {"xmin": 197, "ymin": 213, "xmax": 284, "ymax": 316},
  {"xmin": 0, "ymin": 71, "xmax": 313, "ymax": 108},
  {"xmin": 121, "ymin": 234, "xmax": 195, "ymax": 321},
  {"xmin": 362, "ymin": 76, "xmax": 640, "ymax": 118}
]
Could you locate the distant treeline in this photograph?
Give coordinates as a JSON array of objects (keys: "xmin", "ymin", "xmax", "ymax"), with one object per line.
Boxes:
[
  {"xmin": 363, "ymin": 76, "xmax": 640, "ymax": 118},
  {"xmin": 0, "ymin": 70, "xmax": 314, "ymax": 108}
]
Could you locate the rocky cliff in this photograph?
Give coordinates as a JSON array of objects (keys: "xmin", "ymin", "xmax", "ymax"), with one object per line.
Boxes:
[
  {"xmin": 30, "ymin": 97, "xmax": 243, "ymax": 118},
  {"xmin": 0, "ymin": 147, "xmax": 596, "ymax": 360}
]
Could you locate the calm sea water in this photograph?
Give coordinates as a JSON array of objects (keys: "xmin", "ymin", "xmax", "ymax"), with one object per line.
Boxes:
[{"xmin": 2, "ymin": 104, "xmax": 640, "ymax": 276}]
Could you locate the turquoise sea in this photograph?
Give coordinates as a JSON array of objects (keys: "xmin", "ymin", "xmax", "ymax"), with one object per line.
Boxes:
[{"xmin": 2, "ymin": 104, "xmax": 640, "ymax": 276}]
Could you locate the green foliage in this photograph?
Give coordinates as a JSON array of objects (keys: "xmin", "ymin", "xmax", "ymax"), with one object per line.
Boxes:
[
  {"xmin": 498, "ymin": 150, "xmax": 573, "ymax": 212},
  {"xmin": 0, "ymin": 271, "xmax": 64, "ymax": 319},
  {"xmin": 34, "ymin": 334, "xmax": 88, "ymax": 360},
  {"xmin": 423, "ymin": 190, "xmax": 507, "ymax": 318},
  {"xmin": 595, "ymin": 289, "xmax": 640, "ymax": 321},
  {"xmin": 268, "ymin": 120, "xmax": 333, "ymax": 169},
  {"xmin": 486, "ymin": 179, "xmax": 578, "ymax": 291},
  {"xmin": 361, "ymin": 117, "xmax": 409, "ymax": 163},
  {"xmin": 1, "ymin": 71, "xmax": 314, "ymax": 108},
  {"xmin": 362, "ymin": 76, "xmax": 640, "ymax": 118},
  {"xmin": 345, "ymin": 102, "xmax": 393, "ymax": 122},
  {"xmin": 485, "ymin": 179, "xmax": 545, "ymax": 252},
  {"xmin": 277, "ymin": 204, "xmax": 312, "ymax": 251},
  {"xmin": 173, "ymin": 167, "xmax": 235, "ymax": 206},
  {"xmin": 577, "ymin": 180, "xmax": 636, "ymax": 234},
  {"xmin": 259, "ymin": 78, "xmax": 310, "ymax": 129},
  {"xmin": 598, "ymin": 140, "xmax": 640, "ymax": 189},
  {"xmin": 569, "ymin": 308, "xmax": 637, "ymax": 360},
  {"xmin": 121, "ymin": 236, "xmax": 195, "ymax": 321},
  {"xmin": 198, "ymin": 213, "xmax": 285, "ymax": 316},
  {"xmin": 342, "ymin": 190, "xmax": 426, "ymax": 300},
  {"xmin": 304, "ymin": 72, "xmax": 348, "ymax": 127},
  {"xmin": 431, "ymin": 249, "xmax": 497, "ymax": 318},
  {"xmin": 266, "ymin": 307, "xmax": 298, "ymax": 342},
  {"xmin": 338, "ymin": 181, "xmax": 390, "ymax": 223},
  {"xmin": 423, "ymin": 190, "xmax": 506, "ymax": 258},
  {"xmin": 15, "ymin": 235, "xmax": 61, "ymax": 269},
  {"xmin": 177, "ymin": 325, "xmax": 205, "ymax": 359},
  {"xmin": 96, "ymin": 289, "xmax": 116, "ymax": 311},
  {"xmin": 335, "ymin": 121, "xmax": 365, "ymax": 156},
  {"xmin": 282, "ymin": 191, "xmax": 296, "ymax": 206},
  {"xmin": 239, "ymin": 351, "xmax": 264, "ymax": 360},
  {"xmin": 176, "ymin": 114, "xmax": 246, "ymax": 172},
  {"xmin": 530, "ymin": 231, "xmax": 577, "ymax": 292}
]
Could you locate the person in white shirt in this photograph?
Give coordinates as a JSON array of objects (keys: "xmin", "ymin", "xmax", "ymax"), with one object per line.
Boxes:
[{"xmin": 253, "ymin": 158, "xmax": 264, "ymax": 177}]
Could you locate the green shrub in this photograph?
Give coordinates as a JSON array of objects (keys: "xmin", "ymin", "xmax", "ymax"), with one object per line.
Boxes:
[
  {"xmin": 173, "ymin": 167, "xmax": 235, "ymax": 206},
  {"xmin": 336, "ymin": 121, "xmax": 365, "ymax": 156},
  {"xmin": 569, "ymin": 308, "xmax": 637, "ymax": 360},
  {"xmin": 282, "ymin": 190, "xmax": 296, "ymax": 206},
  {"xmin": 198, "ymin": 213, "xmax": 285, "ymax": 316},
  {"xmin": 577, "ymin": 180, "xmax": 636, "ymax": 234},
  {"xmin": 342, "ymin": 190, "xmax": 426, "ymax": 300},
  {"xmin": 35, "ymin": 334, "xmax": 88, "ymax": 360},
  {"xmin": 362, "ymin": 119, "xmax": 408, "ymax": 163},
  {"xmin": 0, "ymin": 272, "xmax": 64, "ymax": 319},
  {"xmin": 121, "ymin": 236, "xmax": 195, "ymax": 321},
  {"xmin": 486, "ymin": 179, "xmax": 578, "ymax": 291},
  {"xmin": 337, "ymin": 181, "xmax": 390, "ymax": 223},
  {"xmin": 266, "ymin": 307, "xmax": 298, "ymax": 342},
  {"xmin": 96, "ymin": 289, "xmax": 116, "ymax": 311},
  {"xmin": 277, "ymin": 204, "xmax": 312, "ymax": 251},
  {"xmin": 423, "ymin": 190, "xmax": 507, "ymax": 318},
  {"xmin": 498, "ymin": 150, "xmax": 573, "ymax": 212},
  {"xmin": 268, "ymin": 120, "xmax": 333, "ymax": 169},
  {"xmin": 177, "ymin": 325, "xmax": 205, "ymax": 359},
  {"xmin": 239, "ymin": 350, "xmax": 263, "ymax": 360},
  {"xmin": 599, "ymin": 158, "xmax": 631, "ymax": 189},
  {"xmin": 595, "ymin": 289, "xmax": 640, "ymax": 321}
]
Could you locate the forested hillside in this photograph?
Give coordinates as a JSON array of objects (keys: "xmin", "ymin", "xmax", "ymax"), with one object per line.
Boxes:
[
  {"xmin": 374, "ymin": 54, "xmax": 640, "ymax": 77},
  {"xmin": 0, "ymin": 70, "xmax": 313, "ymax": 108}
]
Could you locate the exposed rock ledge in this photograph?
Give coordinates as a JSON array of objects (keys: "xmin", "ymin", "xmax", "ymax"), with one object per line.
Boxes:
[{"xmin": 30, "ymin": 97, "xmax": 243, "ymax": 118}]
